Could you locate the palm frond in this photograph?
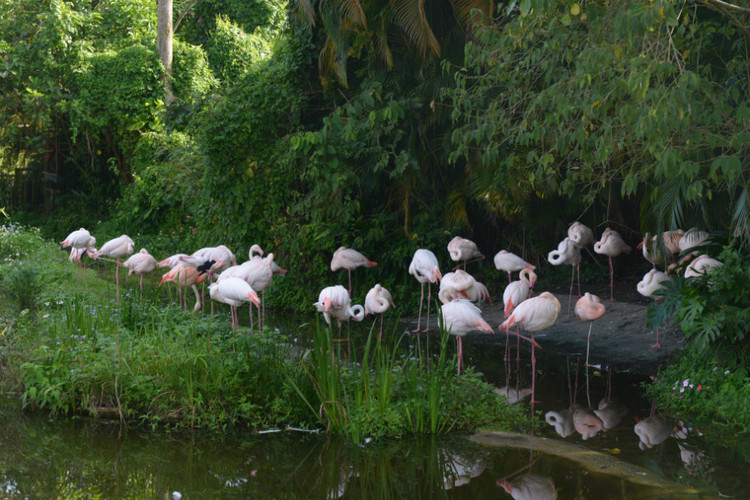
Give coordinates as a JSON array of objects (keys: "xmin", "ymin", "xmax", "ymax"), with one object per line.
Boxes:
[
  {"xmin": 450, "ymin": 0, "xmax": 493, "ymax": 32},
  {"xmin": 290, "ymin": 0, "xmax": 316, "ymax": 26},
  {"xmin": 390, "ymin": 0, "xmax": 441, "ymax": 58},
  {"xmin": 339, "ymin": 0, "xmax": 368, "ymax": 31}
]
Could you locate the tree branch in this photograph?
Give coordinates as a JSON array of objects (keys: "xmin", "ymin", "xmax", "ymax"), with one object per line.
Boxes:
[{"xmin": 698, "ymin": 0, "xmax": 750, "ymax": 15}]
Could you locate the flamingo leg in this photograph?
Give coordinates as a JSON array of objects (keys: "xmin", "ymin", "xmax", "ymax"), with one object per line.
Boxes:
[
  {"xmin": 412, "ymin": 282, "xmax": 425, "ymax": 332},
  {"xmin": 379, "ymin": 314, "xmax": 384, "ymax": 341},
  {"xmin": 608, "ymin": 256, "xmax": 615, "ymax": 301},
  {"xmin": 191, "ymin": 284, "xmax": 200, "ymax": 313},
  {"xmin": 566, "ymin": 264, "xmax": 575, "ymax": 321},
  {"xmin": 530, "ymin": 331, "xmax": 538, "ymax": 434},
  {"xmin": 348, "ymin": 269, "xmax": 352, "ymax": 297},
  {"xmin": 115, "ymin": 264, "xmax": 120, "ymax": 301},
  {"xmin": 577, "ymin": 262, "xmax": 582, "ymax": 297},
  {"xmin": 651, "ymin": 327, "xmax": 662, "ymax": 349},
  {"xmin": 504, "ymin": 326, "xmax": 510, "ymax": 362},
  {"xmin": 423, "ymin": 282, "xmax": 432, "ymax": 332},
  {"xmin": 507, "ymin": 271, "xmax": 512, "ymax": 285},
  {"xmin": 139, "ymin": 275, "xmax": 144, "ymax": 300},
  {"xmin": 257, "ymin": 302, "xmax": 262, "ymax": 334},
  {"xmin": 457, "ymin": 336, "xmax": 463, "ymax": 375}
]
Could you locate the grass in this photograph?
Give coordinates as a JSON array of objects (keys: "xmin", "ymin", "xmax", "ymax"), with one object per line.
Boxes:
[{"xmin": 0, "ymin": 223, "xmax": 532, "ymax": 438}]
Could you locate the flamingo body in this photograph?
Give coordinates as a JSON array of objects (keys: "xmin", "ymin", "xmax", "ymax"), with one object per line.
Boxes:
[
  {"xmin": 634, "ymin": 416, "xmax": 671, "ymax": 450},
  {"xmin": 545, "ymin": 409, "xmax": 575, "ymax": 437},
  {"xmin": 573, "ymin": 408, "xmax": 604, "ymax": 440},
  {"xmin": 441, "ymin": 299, "xmax": 492, "ymax": 374},
  {"xmin": 493, "ymin": 250, "xmax": 535, "ymax": 282},
  {"xmin": 447, "ymin": 236, "xmax": 484, "ymax": 268},
  {"xmin": 568, "ymin": 221, "xmax": 595, "ymax": 247}
]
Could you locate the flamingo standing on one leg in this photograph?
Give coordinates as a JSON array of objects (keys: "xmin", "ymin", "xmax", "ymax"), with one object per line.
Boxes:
[
  {"xmin": 499, "ymin": 292, "xmax": 560, "ymax": 416},
  {"xmin": 91, "ymin": 234, "xmax": 134, "ymax": 299},
  {"xmin": 493, "ymin": 250, "xmax": 535, "ymax": 285},
  {"xmin": 408, "ymin": 249, "xmax": 442, "ymax": 333},
  {"xmin": 447, "ymin": 236, "xmax": 484, "ymax": 270},
  {"xmin": 594, "ymin": 228, "xmax": 632, "ymax": 301},
  {"xmin": 122, "ymin": 249, "xmax": 157, "ymax": 299},
  {"xmin": 331, "ymin": 246, "xmax": 377, "ymax": 296},
  {"xmin": 440, "ymin": 299, "xmax": 493, "ymax": 375},
  {"xmin": 575, "ymin": 292, "xmax": 605, "ymax": 367},
  {"xmin": 637, "ymin": 269, "xmax": 671, "ymax": 348},
  {"xmin": 547, "ymin": 237, "xmax": 581, "ymax": 320},
  {"xmin": 365, "ymin": 283, "xmax": 394, "ymax": 340}
]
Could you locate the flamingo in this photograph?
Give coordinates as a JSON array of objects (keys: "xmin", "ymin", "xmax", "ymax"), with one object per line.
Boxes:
[
  {"xmin": 678, "ymin": 228, "xmax": 709, "ymax": 253},
  {"xmin": 447, "ymin": 236, "xmax": 484, "ymax": 270},
  {"xmin": 494, "ymin": 385, "xmax": 532, "ymax": 404},
  {"xmin": 568, "ymin": 221, "xmax": 595, "ymax": 248},
  {"xmin": 440, "ymin": 299, "xmax": 493, "ymax": 374},
  {"xmin": 638, "ymin": 233, "xmax": 673, "ymax": 269},
  {"xmin": 159, "ymin": 263, "xmax": 207, "ymax": 312},
  {"xmin": 60, "ymin": 228, "xmax": 96, "ymax": 281},
  {"xmin": 91, "ymin": 234, "xmax": 134, "ymax": 299},
  {"xmin": 157, "ymin": 253, "xmax": 189, "ymax": 306},
  {"xmin": 493, "ymin": 250, "xmax": 535, "ymax": 285},
  {"xmin": 314, "ymin": 285, "xmax": 365, "ymax": 329},
  {"xmin": 547, "ymin": 237, "xmax": 581, "ymax": 320},
  {"xmin": 684, "ymin": 254, "xmax": 722, "ymax": 278},
  {"xmin": 330, "ymin": 246, "xmax": 377, "ymax": 296},
  {"xmin": 364, "ymin": 283, "xmax": 394, "ymax": 339},
  {"xmin": 575, "ymin": 292, "xmax": 605, "ymax": 367},
  {"xmin": 243, "ymin": 253, "xmax": 286, "ymax": 332},
  {"xmin": 499, "ymin": 292, "xmax": 560, "ymax": 409},
  {"xmin": 181, "ymin": 245, "xmax": 238, "ymax": 313},
  {"xmin": 438, "ymin": 270, "xmax": 475, "ymax": 303},
  {"xmin": 122, "ymin": 248, "xmax": 157, "ymax": 299},
  {"xmin": 248, "ymin": 244, "xmax": 264, "ymax": 260},
  {"xmin": 208, "ymin": 277, "xmax": 260, "ymax": 331},
  {"xmin": 634, "ymin": 415, "xmax": 671, "ymax": 450},
  {"xmin": 594, "ymin": 228, "xmax": 632, "ymax": 301},
  {"xmin": 408, "ymin": 249, "xmax": 442, "ymax": 332},
  {"xmin": 501, "ymin": 269, "xmax": 537, "ymax": 361},
  {"xmin": 637, "ymin": 269, "xmax": 671, "ymax": 348}
]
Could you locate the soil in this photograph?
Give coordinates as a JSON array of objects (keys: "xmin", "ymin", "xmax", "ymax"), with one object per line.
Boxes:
[{"xmin": 403, "ymin": 280, "xmax": 685, "ymax": 376}]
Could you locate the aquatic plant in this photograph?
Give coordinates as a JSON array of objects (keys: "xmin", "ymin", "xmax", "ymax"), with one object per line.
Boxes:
[{"xmin": 292, "ymin": 317, "xmax": 531, "ymax": 442}]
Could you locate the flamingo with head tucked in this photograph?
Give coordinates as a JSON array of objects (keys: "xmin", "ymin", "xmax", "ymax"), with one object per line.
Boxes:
[
  {"xmin": 365, "ymin": 283, "xmax": 394, "ymax": 339},
  {"xmin": 637, "ymin": 269, "xmax": 671, "ymax": 348},
  {"xmin": 594, "ymin": 228, "xmax": 632, "ymax": 301},
  {"xmin": 447, "ymin": 236, "xmax": 484, "ymax": 270},
  {"xmin": 547, "ymin": 237, "xmax": 581, "ymax": 320},
  {"xmin": 494, "ymin": 250, "xmax": 535, "ymax": 285},
  {"xmin": 60, "ymin": 228, "xmax": 96, "ymax": 282},
  {"xmin": 331, "ymin": 246, "xmax": 377, "ymax": 296}
]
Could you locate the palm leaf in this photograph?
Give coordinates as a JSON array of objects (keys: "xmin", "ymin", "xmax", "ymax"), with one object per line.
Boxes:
[
  {"xmin": 450, "ymin": 0, "xmax": 493, "ymax": 32},
  {"xmin": 390, "ymin": 0, "xmax": 441, "ymax": 58},
  {"xmin": 338, "ymin": 0, "xmax": 368, "ymax": 31},
  {"xmin": 290, "ymin": 0, "xmax": 316, "ymax": 26}
]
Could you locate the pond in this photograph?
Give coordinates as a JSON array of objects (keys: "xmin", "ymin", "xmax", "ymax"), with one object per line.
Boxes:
[{"xmin": 0, "ymin": 307, "xmax": 741, "ymax": 498}]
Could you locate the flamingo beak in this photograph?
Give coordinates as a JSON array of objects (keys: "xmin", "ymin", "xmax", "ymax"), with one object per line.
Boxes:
[{"xmin": 248, "ymin": 292, "xmax": 260, "ymax": 307}]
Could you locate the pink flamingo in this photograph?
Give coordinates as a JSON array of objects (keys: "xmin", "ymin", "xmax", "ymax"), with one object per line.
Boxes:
[
  {"xmin": 493, "ymin": 250, "xmax": 535, "ymax": 285},
  {"xmin": 637, "ymin": 269, "xmax": 671, "ymax": 348},
  {"xmin": 314, "ymin": 285, "xmax": 365, "ymax": 329},
  {"xmin": 365, "ymin": 283, "xmax": 394, "ymax": 339},
  {"xmin": 594, "ymin": 228, "xmax": 632, "ymax": 301},
  {"xmin": 91, "ymin": 234, "xmax": 134, "ymax": 299},
  {"xmin": 330, "ymin": 246, "xmax": 377, "ymax": 296},
  {"xmin": 501, "ymin": 269, "xmax": 537, "ymax": 361},
  {"xmin": 447, "ymin": 236, "xmax": 484, "ymax": 270},
  {"xmin": 122, "ymin": 248, "xmax": 157, "ymax": 299},
  {"xmin": 408, "ymin": 249, "xmax": 442, "ymax": 332},
  {"xmin": 547, "ymin": 237, "xmax": 581, "ymax": 320},
  {"xmin": 499, "ymin": 292, "xmax": 560, "ymax": 409},
  {"xmin": 568, "ymin": 221, "xmax": 595, "ymax": 248},
  {"xmin": 440, "ymin": 299, "xmax": 493, "ymax": 374},
  {"xmin": 575, "ymin": 292, "xmax": 605, "ymax": 367},
  {"xmin": 159, "ymin": 263, "xmax": 207, "ymax": 312},
  {"xmin": 60, "ymin": 228, "xmax": 96, "ymax": 282},
  {"xmin": 157, "ymin": 253, "xmax": 189, "ymax": 305},
  {"xmin": 208, "ymin": 277, "xmax": 260, "ymax": 331}
]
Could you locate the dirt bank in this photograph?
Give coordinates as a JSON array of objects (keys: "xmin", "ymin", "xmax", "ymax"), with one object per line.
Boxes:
[{"xmin": 403, "ymin": 280, "xmax": 685, "ymax": 375}]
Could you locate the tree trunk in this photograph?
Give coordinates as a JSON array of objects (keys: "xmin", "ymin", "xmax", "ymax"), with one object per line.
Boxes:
[{"xmin": 157, "ymin": 0, "xmax": 174, "ymax": 104}]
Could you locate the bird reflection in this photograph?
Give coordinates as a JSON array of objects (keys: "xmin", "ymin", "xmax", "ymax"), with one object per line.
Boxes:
[
  {"xmin": 594, "ymin": 397, "xmax": 628, "ymax": 430},
  {"xmin": 545, "ymin": 408, "xmax": 575, "ymax": 438},
  {"xmin": 495, "ymin": 385, "xmax": 532, "ymax": 404},
  {"xmin": 441, "ymin": 449, "xmax": 486, "ymax": 490},
  {"xmin": 634, "ymin": 415, "xmax": 671, "ymax": 450},
  {"xmin": 573, "ymin": 408, "xmax": 603, "ymax": 440},
  {"xmin": 498, "ymin": 472, "xmax": 557, "ymax": 500}
]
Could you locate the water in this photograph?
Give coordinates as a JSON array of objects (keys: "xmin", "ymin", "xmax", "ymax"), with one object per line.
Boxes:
[{"xmin": 0, "ymin": 310, "xmax": 740, "ymax": 498}]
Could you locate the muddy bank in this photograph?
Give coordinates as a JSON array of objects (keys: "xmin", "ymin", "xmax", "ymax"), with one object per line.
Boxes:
[{"xmin": 402, "ymin": 281, "xmax": 685, "ymax": 375}]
